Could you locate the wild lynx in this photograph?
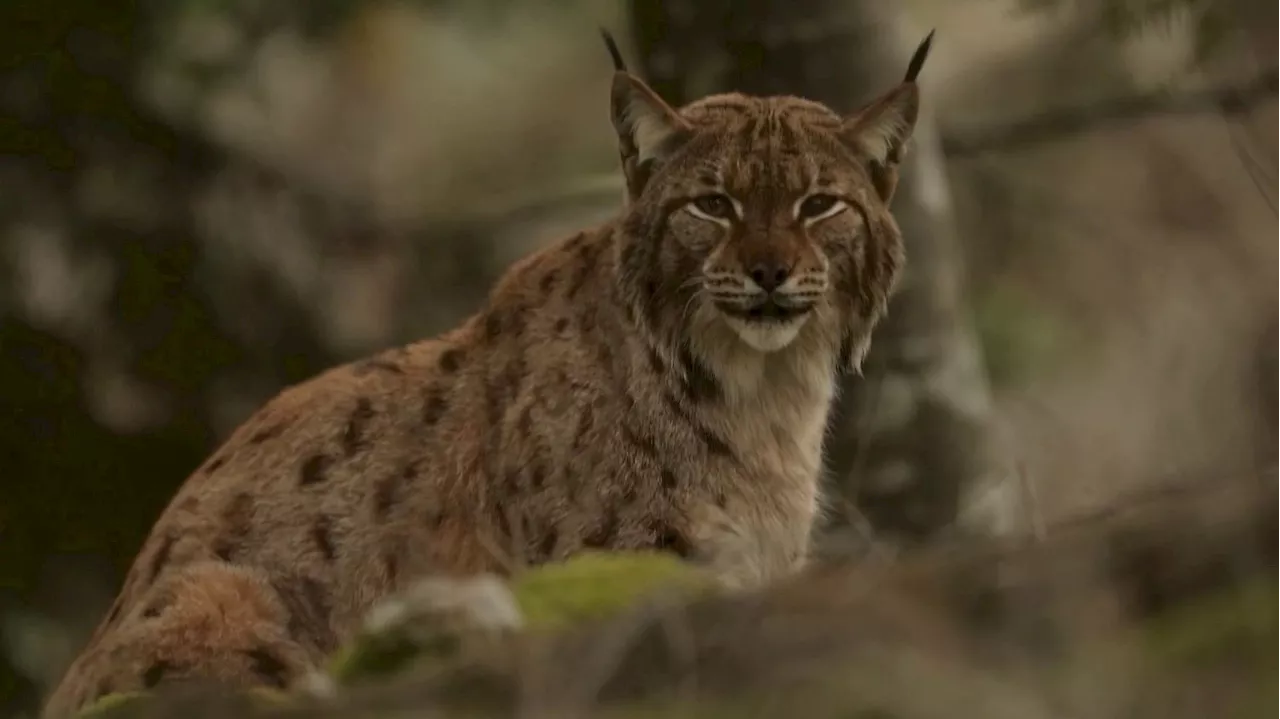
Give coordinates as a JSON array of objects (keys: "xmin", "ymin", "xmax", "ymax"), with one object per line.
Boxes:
[{"xmin": 42, "ymin": 29, "xmax": 934, "ymax": 717}]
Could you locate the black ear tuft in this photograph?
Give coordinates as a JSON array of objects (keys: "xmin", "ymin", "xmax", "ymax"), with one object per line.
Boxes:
[
  {"xmin": 903, "ymin": 30, "xmax": 935, "ymax": 84},
  {"xmin": 600, "ymin": 28, "xmax": 627, "ymax": 73}
]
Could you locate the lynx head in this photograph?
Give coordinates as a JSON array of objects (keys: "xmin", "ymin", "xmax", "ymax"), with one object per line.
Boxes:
[{"xmin": 603, "ymin": 30, "xmax": 933, "ymax": 374}]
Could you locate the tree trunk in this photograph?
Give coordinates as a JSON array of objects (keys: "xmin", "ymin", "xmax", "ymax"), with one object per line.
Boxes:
[{"xmin": 628, "ymin": 0, "xmax": 1014, "ymax": 551}]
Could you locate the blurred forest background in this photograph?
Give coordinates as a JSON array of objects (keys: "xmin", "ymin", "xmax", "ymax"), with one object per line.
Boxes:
[{"xmin": 0, "ymin": 0, "xmax": 1275, "ymax": 716}]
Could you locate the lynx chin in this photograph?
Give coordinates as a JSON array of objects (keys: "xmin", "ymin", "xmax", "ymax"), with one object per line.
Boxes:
[{"xmin": 42, "ymin": 28, "xmax": 935, "ymax": 717}]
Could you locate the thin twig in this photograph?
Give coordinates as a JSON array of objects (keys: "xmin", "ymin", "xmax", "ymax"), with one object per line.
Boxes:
[
  {"xmin": 1224, "ymin": 116, "xmax": 1278, "ymax": 215},
  {"xmin": 1016, "ymin": 460, "xmax": 1048, "ymax": 542}
]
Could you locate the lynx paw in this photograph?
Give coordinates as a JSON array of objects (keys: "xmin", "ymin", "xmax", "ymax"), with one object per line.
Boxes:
[{"xmin": 326, "ymin": 573, "xmax": 522, "ymax": 686}]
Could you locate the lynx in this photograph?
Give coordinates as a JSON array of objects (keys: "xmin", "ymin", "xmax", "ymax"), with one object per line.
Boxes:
[{"xmin": 42, "ymin": 29, "xmax": 934, "ymax": 717}]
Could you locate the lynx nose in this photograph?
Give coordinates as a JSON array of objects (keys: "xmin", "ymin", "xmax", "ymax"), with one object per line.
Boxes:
[{"xmin": 749, "ymin": 262, "xmax": 791, "ymax": 293}]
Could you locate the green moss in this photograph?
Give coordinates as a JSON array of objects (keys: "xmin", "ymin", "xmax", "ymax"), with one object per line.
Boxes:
[
  {"xmin": 328, "ymin": 552, "xmax": 712, "ymax": 685},
  {"xmin": 1144, "ymin": 580, "xmax": 1276, "ymax": 667},
  {"xmin": 73, "ymin": 685, "xmax": 289, "ymax": 717},
  {"xmin": 246, "ymin": 686, "xmax": 292, "ymax": 706},
  {"xmin": 511, "ymin": 551, "xmax": 715, "ymax": 632},
  {"xmin": 329, "ymin": 624, "xmax": 462, "ymax": 683},
  {"xmin": 74, "ymin": 691, "xmax": 151, "ymax": 717}
]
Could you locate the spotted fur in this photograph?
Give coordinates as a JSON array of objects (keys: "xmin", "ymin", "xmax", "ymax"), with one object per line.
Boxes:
[{"xmin": 42, "ymin": 30, "xmax": 933, "ymax": 717}]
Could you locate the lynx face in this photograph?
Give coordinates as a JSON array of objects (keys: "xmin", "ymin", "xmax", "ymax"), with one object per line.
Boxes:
[
  {"xmin": 657, "ymin": 99, "xmax": 889, "ymax": 353},
  {"xmin": 607, "ymin": 37, "xmax": 928, "ymax": 369}
]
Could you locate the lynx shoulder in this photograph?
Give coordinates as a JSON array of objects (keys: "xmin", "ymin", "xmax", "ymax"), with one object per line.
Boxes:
[{"xmin": 41, "ymin": 30, "xmax": 934, "ymax": 718}]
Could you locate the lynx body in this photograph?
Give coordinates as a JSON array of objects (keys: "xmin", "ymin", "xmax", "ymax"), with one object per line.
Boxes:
[{"xmin": 42, "ymin": 31, "xmax": 934, "ymax": 717}]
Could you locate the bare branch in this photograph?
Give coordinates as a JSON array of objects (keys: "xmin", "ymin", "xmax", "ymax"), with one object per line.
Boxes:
[{"xmin": 942, "ymin": 68, "xmax": 1279, "ymax": 157}]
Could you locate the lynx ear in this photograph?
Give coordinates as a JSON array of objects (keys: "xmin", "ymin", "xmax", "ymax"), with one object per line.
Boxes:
[
  {"xmin": 600, "ymin": 29, "xmax": 690, "ymax": 201},
  {"xmin": 840, "ymin": 30, "xmax": 934, "ymax": 204}
]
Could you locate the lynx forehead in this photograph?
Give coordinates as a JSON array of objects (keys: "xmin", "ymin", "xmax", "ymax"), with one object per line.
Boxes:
[{"xmin": 42, "ymin": 29, "xmax": 934, "ymax": 717}]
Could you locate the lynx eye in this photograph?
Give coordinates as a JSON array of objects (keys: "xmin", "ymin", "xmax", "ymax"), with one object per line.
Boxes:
[
  {"xmin": 798, "ymin": 194, "xmax": 843, "ymax": 221},
  {"xmin": 689, "ymin": 194, "xmax": 736, "ymax": 221}
]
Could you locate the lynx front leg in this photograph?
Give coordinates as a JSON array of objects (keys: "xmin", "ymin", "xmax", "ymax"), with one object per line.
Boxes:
[
  {"xmin": 686, "ymin": 502, "xmax": 810, "ymax": 592},
  {"xmin": 42, "ymin": 562, "xmax": 330, "ymax": 718},
  {"xmin": 321, "ymin": 573, "xmax": 522, "ymax": 689}
]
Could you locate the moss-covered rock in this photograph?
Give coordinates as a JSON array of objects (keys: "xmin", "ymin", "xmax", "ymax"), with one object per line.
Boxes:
[
  {"xmin": 58, "ymin": 479, "xmax": 1277, "ymax": 719},
  {"xmin": 71, "ymin": 552, "xmax": 711, "ymax": 716},
  {"xmin": 74, "ymin": 685, "xmax": 295, "ymax": 718},
  {"xmin": 328, "ymin": 551, "xmax": 713, "ymax": 685},
  {"xmin": 1142, "ymin": 579, "xmax": 1276, "ymax": 668},
  {"xmin": 511, "ymin": 551, "xmax": 714, "ymax": 632},
  {"xmin": 75, "ymin": 691, "xmax": 151, "ymax": 718}
]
